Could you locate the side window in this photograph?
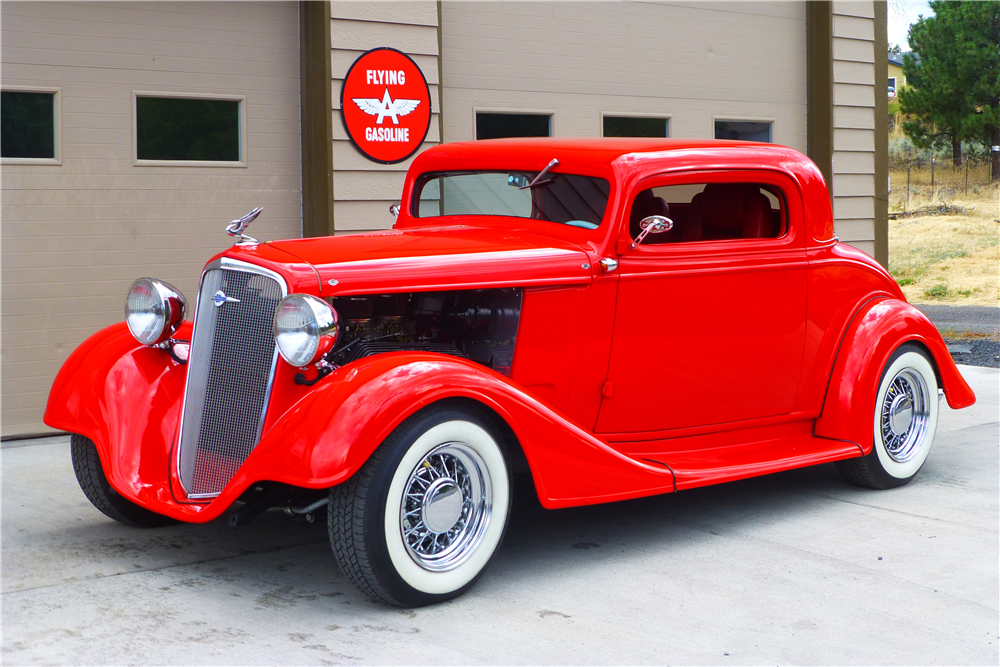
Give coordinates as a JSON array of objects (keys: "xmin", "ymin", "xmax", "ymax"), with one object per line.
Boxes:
[{"xmin": 628, "ymin": 182, "xmax": 785, "ymax": 244}]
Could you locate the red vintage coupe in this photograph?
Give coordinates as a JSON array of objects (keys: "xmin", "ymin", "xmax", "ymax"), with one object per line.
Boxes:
[{"xmin": 46, "ymin": 138, "xmax": 975, "ymax": 607}]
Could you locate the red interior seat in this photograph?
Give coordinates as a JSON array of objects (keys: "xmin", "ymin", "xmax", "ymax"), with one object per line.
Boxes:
[
  {"xmin": 685, "ymin": 183, "xmax": 774, "ymax": 241},
  {"xmin": 743, "ymin": 192, "xmax": 771, "ymax": 238}
]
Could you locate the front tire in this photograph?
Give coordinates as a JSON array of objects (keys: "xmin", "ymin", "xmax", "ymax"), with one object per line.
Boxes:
[
  {"xmin": 70, "ymin": 434, "xmax": 177, "ymax": 527},
  {"xmin": 329, "ymin": 405, "xmax": 511, "ymax": 607},
  {"xmin": 836, "ymin": 344, "xmax": 939, "ymax": 489}
]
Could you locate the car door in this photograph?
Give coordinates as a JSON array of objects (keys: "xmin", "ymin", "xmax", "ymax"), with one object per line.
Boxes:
[{"xmin": 595, "ymin": 170, "xmax": 808, "ymax": 435}]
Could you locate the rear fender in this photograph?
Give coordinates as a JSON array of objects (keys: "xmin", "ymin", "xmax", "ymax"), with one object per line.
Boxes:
[
  {"xmin": 246, "ymin": 353, "xmax": 675, "ymax": 509},
  {"xmin": 814, "ymin": 298, "xmax": 975, "ymax": 450}
]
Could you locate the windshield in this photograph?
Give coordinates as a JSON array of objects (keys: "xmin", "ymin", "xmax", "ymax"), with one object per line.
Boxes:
[{"xmin": 412, "ymin": 171, "xmax": 611, "ymax": 230}]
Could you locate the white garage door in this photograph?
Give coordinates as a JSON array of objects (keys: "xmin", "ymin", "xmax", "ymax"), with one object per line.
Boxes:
[{"xmin": 440, "ymin": 1, "xmax": 806, "ymax": 151}]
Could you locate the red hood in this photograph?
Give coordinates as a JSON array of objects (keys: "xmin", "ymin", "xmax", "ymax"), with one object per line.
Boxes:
[{"xmin": 263, "ymin": 225, "xmax": 594, "ymax": 296}]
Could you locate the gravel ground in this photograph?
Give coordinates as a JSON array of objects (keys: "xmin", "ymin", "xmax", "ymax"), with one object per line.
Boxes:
[
  {"xmin": 914, "ymin": 304, "xmax": 1000, "ymax": 369},
  {"xmin": 944, "ymin": 338, "xmax": 1000, "ymax": 369}
]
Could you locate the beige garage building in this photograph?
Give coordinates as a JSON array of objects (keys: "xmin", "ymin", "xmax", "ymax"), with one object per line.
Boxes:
[{"xmin": 1, "ymin": 1, "xmax": 887, "ymax": 437}]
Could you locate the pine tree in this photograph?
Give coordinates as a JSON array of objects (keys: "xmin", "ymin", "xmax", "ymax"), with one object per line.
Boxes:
[
  {"xmin": 899, "ymin": 1, "xmax": 1000, "ymax": 178},
  {"xmin": 955, "ymin": 3, "xmax": 1000, "ymax": 181}
]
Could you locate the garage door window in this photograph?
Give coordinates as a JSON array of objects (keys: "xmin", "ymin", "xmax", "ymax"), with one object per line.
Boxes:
[
  {"xmin": 603, "ymin": 115, "xmax": 669, "ymax": 138},
  {"xmin": 1, "ymin": 89, "xmax": 59, "ymax": 163},
  {"xmin": 714, "ymin": 120, "xmax": 772, "ymax": 143},
  {"xmin": 476, "ymin": 112, "xmax": 551, "ymax": 140},
  {"xmin": 136, "ymin": 94, "xmax": 244, "ymax": 165}
]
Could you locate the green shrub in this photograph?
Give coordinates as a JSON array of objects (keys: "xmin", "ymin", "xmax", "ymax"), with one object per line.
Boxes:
[{"xmin": 923, "ymin": 283, "xmax": 950, "ymax": 298}]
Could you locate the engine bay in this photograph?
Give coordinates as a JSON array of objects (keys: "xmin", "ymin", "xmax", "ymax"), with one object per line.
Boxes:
[{"xmin": 327, "ymin": 288, "xmax": 522, "ymax": 376}]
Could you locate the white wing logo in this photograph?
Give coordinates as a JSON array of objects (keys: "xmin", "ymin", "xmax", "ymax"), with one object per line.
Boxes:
[{"xmin": 353, "ymin": 89, "xmax": 420, "ymax": 125}]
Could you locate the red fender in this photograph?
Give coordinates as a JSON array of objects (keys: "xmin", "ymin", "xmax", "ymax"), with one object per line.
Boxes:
[
  {"xmin": 244, "ymin": 354, "xmax": 675, "ymax": 510},
  {"xmin": 45, "ymin": 328, "xmax": 674, "ymax": 522},
  {"xmin": 814, "ymin": 298, "xmax": 975, "ymax": 451},
  {"xmin": 44, "ymin": 322, "xmax": 190, "ymax": 513}
]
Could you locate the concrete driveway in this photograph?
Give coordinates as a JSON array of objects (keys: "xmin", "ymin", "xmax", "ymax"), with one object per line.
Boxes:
[{"xmin": 3, "ymin": 366, "xmax": 997, "ymax": 665}]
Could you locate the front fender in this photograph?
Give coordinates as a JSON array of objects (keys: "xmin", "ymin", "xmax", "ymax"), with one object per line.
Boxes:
[
  {"xmin": 244, "ymin": 353, "xmax": 675, "ymax": 509},
  {"xmin": 44, "ymin": 322, "xmax": 189, "ymax": 511},
  {"xmin": 814, "ymin": 298, "xmax": 975, "ymax": 451},
  {"xmin": 46, "ymin": 338, "xmax": 674, "ymax": 522}
]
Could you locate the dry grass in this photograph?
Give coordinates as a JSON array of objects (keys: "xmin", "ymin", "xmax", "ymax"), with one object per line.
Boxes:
[{"xmin": 887, "ymin": 181, "xmax": 999, "ymax": 307}]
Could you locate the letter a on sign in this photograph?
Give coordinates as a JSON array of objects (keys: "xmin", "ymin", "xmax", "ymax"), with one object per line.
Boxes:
[{"xmin": 341, "ymin": 48, "xmax": 432, "ymax": 164}]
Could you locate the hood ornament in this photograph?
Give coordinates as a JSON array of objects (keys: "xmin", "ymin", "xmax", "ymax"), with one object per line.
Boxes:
[{"xmin": 226, "ymin": 207, "xmax": 263, "ymax": 246}]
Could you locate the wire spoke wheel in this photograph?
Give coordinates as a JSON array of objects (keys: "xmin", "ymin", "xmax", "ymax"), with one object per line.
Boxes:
[
  {"xmin": 329, "ymin": 407, "xmax": 510, "ymax": 607},
  {"xmin": 836, "ymin": 345, "xmax": 940, "ymax": 489},
  {"xmin": 400, "ymin": 443, "xmax": 492, "ymax": 572},
  {"xmin": 879, "ymin": 368, "xmax": 930, "ymax": 463}
]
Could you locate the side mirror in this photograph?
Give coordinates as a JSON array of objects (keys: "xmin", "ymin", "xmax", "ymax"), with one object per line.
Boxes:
[
  {"xmin": 631, "ymin": 215, "xmax": 674, "ymax": 248},
  {"xmin": 389, "ymin": 203, "xmax": 400, "ymax": 219}
]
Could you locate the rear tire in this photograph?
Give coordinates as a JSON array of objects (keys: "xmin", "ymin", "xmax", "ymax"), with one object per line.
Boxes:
[
  {"xmin": 70, "ymin": 434, "xmax": 176, "ymax": 527},
  {"xmin": 329, "ymin": 405, "xmax": 511, "ymax": 607},
  {"xmin": 836, "ymin": 344, "xmax": 939, "ymax": 489}
]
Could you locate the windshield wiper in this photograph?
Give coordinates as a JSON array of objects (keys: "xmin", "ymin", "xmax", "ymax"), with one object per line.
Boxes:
[{"xmin": 519, "ymin": 158, "xmax": 560, "ymax": 189}]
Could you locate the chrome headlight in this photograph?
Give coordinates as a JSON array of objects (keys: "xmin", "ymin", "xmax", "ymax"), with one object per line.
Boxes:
[
  {"xmin": 125, "ymin": 278, "xmax": 187, "ymax": 346},
  {"xmin": 273, "ymin": 294, "xmax": 339, "ymax": 367}
]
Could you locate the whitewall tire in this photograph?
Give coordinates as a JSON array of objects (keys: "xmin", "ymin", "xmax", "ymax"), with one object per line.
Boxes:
[
  {"xmin": 329, "ymin": 404, "xmax": 511, "ymax": 607},
  {"xmin": 836, "ymin": 344, "xmax": 939, "ymax": 489}
]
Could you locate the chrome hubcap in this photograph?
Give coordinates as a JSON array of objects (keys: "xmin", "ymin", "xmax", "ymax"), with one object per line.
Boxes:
[
  {"xmin": 421, "ymin": 478, "xmax": 464, "ymax": 533},
  {"xmin": 888, "ymin": 394, "xmax": 914, "ymax": 435},
  {"xmin": 400, "ymin": 443, "xmax": 492, "ymax": 572},
  {"xmin": 880, "ymin": 368, "xmax": 930, "ymax": 463}
]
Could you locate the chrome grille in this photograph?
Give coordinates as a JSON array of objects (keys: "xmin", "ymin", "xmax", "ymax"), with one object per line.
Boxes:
[{"xmin": 177, "ymin": 261, "xmax": 286, "ymax": 498}]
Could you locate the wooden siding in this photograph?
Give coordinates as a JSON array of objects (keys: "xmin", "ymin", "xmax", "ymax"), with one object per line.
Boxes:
[
  {"xmin": 1, "ymin": 2, "xmax": 302, "ymax": 436},
  {"xmin": 832, "ymin": 1, "xmax": 877, "ymax": 257},
  {"xmin": 329, "ymin": 2, "xmax": 441, "ymax": 234}
]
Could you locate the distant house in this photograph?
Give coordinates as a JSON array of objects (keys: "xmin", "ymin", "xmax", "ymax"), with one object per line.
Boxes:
[{"xmin": 888, "ymin": 52, "xmax": 907, "ymax": 98}]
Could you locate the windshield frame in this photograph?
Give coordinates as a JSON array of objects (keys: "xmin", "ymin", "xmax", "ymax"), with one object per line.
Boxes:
[{"xmin": 408, "ymin": 169, "xmax": 613, "ymax": 231}]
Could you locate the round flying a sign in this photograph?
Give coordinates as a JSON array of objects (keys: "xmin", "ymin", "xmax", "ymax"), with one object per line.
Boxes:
[{"xmin": 341, "ymin": 47, "xmax": 432, "ymax": 164}]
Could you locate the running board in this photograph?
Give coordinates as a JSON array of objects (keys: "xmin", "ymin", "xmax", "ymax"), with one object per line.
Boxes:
[{"xmin": 618, "ymin": 427, "xmax": 863, "ymax": 492}]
